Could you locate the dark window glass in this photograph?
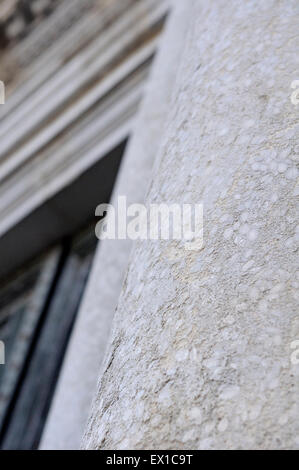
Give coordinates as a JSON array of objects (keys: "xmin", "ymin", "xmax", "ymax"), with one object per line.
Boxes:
[{"xmin": 0, "ymin": 224, "xmax": 97, "ymax": 449}]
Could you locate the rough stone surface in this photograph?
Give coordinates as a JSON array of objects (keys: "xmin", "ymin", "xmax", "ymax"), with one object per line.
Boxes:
[
  {"xmin": 40, "ymin": 0, "xmax": 189, "ymax": 450},
  {"xmin": 84, "ymin": 0, "xmax": 299, "ymax": 450}
]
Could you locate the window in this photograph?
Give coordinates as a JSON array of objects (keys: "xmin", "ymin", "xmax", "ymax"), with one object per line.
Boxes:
[{"xmin": 0, "ymin": 224, "xmax": 97, "ymax": 449}]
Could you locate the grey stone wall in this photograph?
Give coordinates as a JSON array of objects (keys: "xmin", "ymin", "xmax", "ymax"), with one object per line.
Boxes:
[{"xmin": 84, "ymin": 0, "xmax": 299, "ymax": 450}]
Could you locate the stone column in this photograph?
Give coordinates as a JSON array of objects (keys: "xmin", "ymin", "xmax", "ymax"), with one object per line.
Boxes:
[
  {"xmin": 84, "ymin": 0, "xmax": 299, "ymax": 450},
  {"xmin": 40, "ymin": 0, "xmax": 190, "ymax": 450}
]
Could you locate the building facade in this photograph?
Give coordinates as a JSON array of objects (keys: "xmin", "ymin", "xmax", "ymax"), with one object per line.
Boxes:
[
  {"xmin": 0, "ymin": 0, "xmax": 169, "ymax": 449},
  {"xmin": 0, "ymin": 0, "xmax": 298, "ymax": 450}
]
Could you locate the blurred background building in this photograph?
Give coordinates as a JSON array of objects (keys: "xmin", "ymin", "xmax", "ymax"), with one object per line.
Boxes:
[{"xmin": 0, "ymin": 0, "xmax": 168, "ymax": 449}]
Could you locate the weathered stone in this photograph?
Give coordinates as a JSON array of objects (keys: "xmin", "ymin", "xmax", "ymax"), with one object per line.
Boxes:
[{"xmin": 84, "ymin": 0, "xmax": 299, "ymax": 450}]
